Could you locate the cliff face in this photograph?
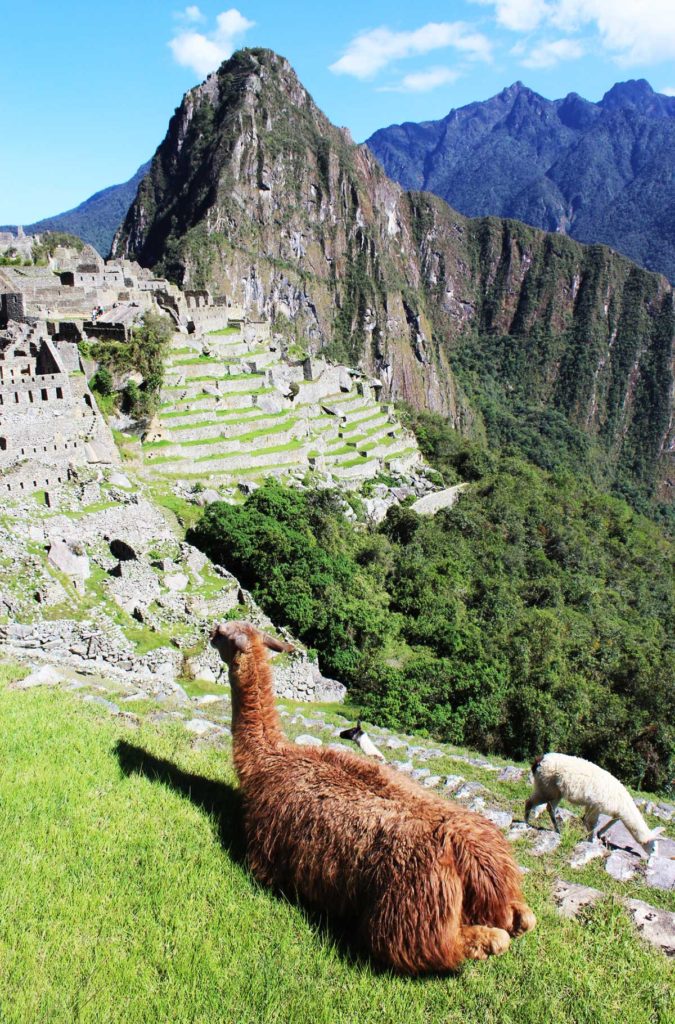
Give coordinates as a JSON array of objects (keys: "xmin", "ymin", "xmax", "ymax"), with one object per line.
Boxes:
[{"xmin": 114, "ymin": 50, "xmax": 674, "ymax": 500}]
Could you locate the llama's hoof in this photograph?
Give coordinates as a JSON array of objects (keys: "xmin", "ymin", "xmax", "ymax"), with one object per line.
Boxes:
[
  {"xmin": 509, "ymin": 903, "xmax": 536, "ymax": 936},
  {"xmin": 462, "ymin": 926, "xmax": 511, "ymax": 960}
]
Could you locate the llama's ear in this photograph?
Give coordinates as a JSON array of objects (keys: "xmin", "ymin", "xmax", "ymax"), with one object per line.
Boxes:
[{"xmin": 261, "ymin": 632, "xmax": 294, "ymax": 654}]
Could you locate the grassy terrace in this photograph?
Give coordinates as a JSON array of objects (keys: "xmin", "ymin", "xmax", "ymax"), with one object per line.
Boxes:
[
  {"xmin": 207, "ymin": 325, "xmax": 240, "ymax": 335},
  {"xmin": 341, "ymin": 410, "xmax": 385, "ymax": 433},
  {"xmin": 1, "ymin": 666, "xmax": 670, "ymax": 1024},
  {"xmin": 169, "ymin": 356, "xmax": 241, "ymax": 367},
  {"xmin": 148, "ymin": 439, "xmax": 307, "ymax": 466},
  {"xmin": 160, "ymin": 387, "xmax": 275, "ymax": 407},
  {"xmin": 169, "ymin": 410, "xmax": 290, "ymax": 431},
  {"xmin": 163, "ymin": 373, "xmax": 265, "ymax": 387},
  {"xmin": 143, "ymin": 418, "xmax": 299, "ymax": 451}
]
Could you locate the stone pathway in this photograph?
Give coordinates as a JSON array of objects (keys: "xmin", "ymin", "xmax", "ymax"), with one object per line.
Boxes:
[{"xmin": 4, "ymin": 658, "xmax": 674, "ymax": 957}]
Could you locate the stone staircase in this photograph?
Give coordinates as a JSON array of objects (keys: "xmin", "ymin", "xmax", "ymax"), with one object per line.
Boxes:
[{"xmin": 143, "ymin": 325, "xmax": 423, "ymax": 486}]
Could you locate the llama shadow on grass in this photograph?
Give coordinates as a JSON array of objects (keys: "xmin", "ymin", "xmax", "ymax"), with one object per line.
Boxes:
[
  {"xmin": 114, "ymin": 739, "xmax": 247, "ymax": 863},
  {"xmin": 113, "ymin": 740, "xmax": 384, "ymax": 973}
]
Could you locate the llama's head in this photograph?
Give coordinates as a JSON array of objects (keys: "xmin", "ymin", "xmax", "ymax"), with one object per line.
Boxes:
[
  {"xmin": 210, "ymin": 620, "xmax": 294, "ymax": 666},
  {"xmin": 339, "ymin": 720, "xmax": 364, "ymax": 742},
  {"xmin": 641, "ymin": 827, "xmax": 665, "ymax": 857}
]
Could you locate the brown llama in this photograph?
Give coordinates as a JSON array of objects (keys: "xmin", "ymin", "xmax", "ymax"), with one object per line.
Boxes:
[{"xmin": 211, "ymin": 621, "xmax": 536, "ymax": 974}]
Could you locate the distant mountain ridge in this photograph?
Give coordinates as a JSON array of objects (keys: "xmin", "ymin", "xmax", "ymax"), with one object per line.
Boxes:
[
  {"xmin": 366, "ymin": 80, "xmax": 675, "ymax": 283},
  {"xmin": 1, "ymin": 161, "xmax": 151, "ymax": 257}
]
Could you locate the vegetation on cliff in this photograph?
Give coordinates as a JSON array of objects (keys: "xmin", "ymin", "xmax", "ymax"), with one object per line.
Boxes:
[
  {"xmin": 189, "ymin": 421, "xmax": 674, "ymax": 790},
  {"xmin": 89, "ymin": 311, "xmax": 172, "ymax": 419}
]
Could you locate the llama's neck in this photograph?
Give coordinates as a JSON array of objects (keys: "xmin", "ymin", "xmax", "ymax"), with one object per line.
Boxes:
[{"xmin": 229, "ymin": 640, "xmax": 285, "ymax": 767}]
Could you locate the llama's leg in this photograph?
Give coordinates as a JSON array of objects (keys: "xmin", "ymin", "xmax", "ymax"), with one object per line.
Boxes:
[
  {"xmin": 525, "ymin": 797, "xmax": 544, "ymax": 824},
  {"xmin": 547, "ymin": 800, "xmax": 561, "ymax": 833},
  {"xmin": 506, "ymin": 901, "xmax": 537, "ymax": 937},
  {"xmin": 595, "ymin": 816, "xmax": 617, "ymax": 841},
  {"xmin": 583, "ymin": 807, "xmax": 600, "ymax": 838},
  {"xmin": 460, "ymin": 925, "xmax": 511, "ymax": 960}
]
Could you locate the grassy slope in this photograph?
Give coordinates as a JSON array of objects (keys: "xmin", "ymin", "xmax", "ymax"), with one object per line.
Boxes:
[{"xmin": 0, "ymin": 663, "xmax": 671, "ymax": 1024}]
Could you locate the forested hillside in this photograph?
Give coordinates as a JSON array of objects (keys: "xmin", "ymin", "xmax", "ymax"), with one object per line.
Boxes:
[{"xmin": 189, "ymin": 414, "xmax": 674, "ymax": 791}]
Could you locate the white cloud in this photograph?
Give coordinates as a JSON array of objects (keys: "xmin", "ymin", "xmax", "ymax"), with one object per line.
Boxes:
[
  {"xmin": 521, "ymin": 37, "xmax": 584, "ymax": 67},
  {"xmin": 379, "ymin": 67, "xmax": 461, "ymax": 93},
  {"xmin": 661, "ymin": 86, "xmax": 675, "ymax": 96},
  {"xmin": 480, "ymin": 0, "xmax": 549, "ymax": 32},
  {"xmin": 169, "ymin": 8, "xmax": 255, "ymax": 78},
  {"xmin": 177, "ymin": 5, "xmax": 205, "ymax": 22},
  {"xmin": 477, "ymin": 0, "xmax": 675, "ymax": 66},
  {"xmin": 330, "ymin": 22, "xmax": 492, "ymax": 80}
]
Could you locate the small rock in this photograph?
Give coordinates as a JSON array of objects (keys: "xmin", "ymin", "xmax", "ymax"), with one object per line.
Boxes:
[
  {"xmin": 483, "ymin": 809, "xmax": 513, "ymax": 830},
  {"xmin": 196, "ymin": 694, "xmax": 225, "ymax": 706},
  {"xmin": 595, "ymin": 816, "xmax": 646, "ymax": 858},
  {"xmin": 510, "ymin": 819, "xmax": 536, "ymax": 843},
  {"xmin": 48, "ymin": 539, "xmax": 89, "ymax": 581},
  {"xmin": 164, "ymin": 572, "xmax": 189, "ymax": 592},
  {"xmin": 14, "ymin": 664, "xmax": 63, "ymax": 689},
  {"xmin": 654, "ymin": 802, "xmax": 674, "ymax": 822},
  {"xmin": 469, "ymin": 797, "xmax": 486, "ymax": 812},
  {"xmin": 624, "ymin": 899, "xmax": 675, "ymax": 956},
  {"xmin": 569, "ymin": 841, "xmax": 607, "ymax": 869},
  {"xmin": 605, "ymin": 850, "xmax": 638, "ymax": 881},
  {"xmin": 645, "ymin": 855, "xmax": 675, "ymax": 891},
  {"xmin": 83, "ymin": 695, "xmax": 120, "ymax": 715},
  {"xmin": 553, "ymin": 880, "xmax": 604, "ymax": 919},
  {"xmin": 653, "ymin": 838, "xmax": 675, "ymax": 859},
  {"xmin": 194, "ymin": 666, "xmax": 217, "ymax": 684},
  {"xmin": 455, "ymin": 781, "xmax": 486, "ymax": 800},
  {"xmin": 109, "ymin": 471, "xmax": 132, "ymax": 489},
  {"xmin": 411, "ymin": 768, "xmax": 431, "ymax": 781},
  {"xmin": 185, "ymin": 719, "xmax": 217, "ymax": 736},
  {"xmin": 531, "ymin": 831, "xmax": 561, "ymax": 856},
  {"xmin": 497, "ymin": 766, "xmax": 524, "ymax": 782},
  {"xmin": 393, "ymin": 760, "xmax": 414, "ymax": 774},
  {"xmin": 385, "ymin": 736, "xmax": 407, "ymax": 750},
  {"xmin": 423, "ymin": 775, "xmax": 443, "ymax": 788},
  {"xmin": 295, "ymin": 734, "xmax": 322, "ymax": 747},
  {"xmin": 444, "ymin": 775, "xmax": 465, "ymax": 793}
]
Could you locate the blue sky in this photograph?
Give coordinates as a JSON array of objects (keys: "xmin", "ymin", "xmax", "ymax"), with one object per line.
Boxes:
[{"xmin": 2, "ymin": 1, "xmax": 674, "ymax": 224}]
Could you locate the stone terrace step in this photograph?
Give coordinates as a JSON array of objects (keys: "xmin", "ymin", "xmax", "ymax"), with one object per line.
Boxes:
[
  {"xmin": 330, "ymin": 457, "xmax": 381, "ymax": 481},
  {"xmin": 320, "ymin": 393, "xmax": 368, "ymax": 416},
  {"xmin": 151, "ymin": 441, "xmax": 310, "ymax": 476},
  {"xmin": 161, "ymin": 376, "xmax": 269, "ymax": 402},
  {"xmin": 165, "ymin": 360, "xmax": 238, "ymax": 380},
  {"xmin": 164, "ymin": 411, "xmax": 292, "ymax": 442},
  {"xmin": 145, "ymin": 422, "xmax": 303, "ymax": 461},
  {"xmin": 341, "ymin": 408, "xmax": 389, "ymax": 432}
]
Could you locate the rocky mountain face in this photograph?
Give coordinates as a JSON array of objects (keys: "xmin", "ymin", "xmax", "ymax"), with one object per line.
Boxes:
[
  {"xmin": 113, "ymin": 51, "xmax": 674, "ymax": 502},
  {"xmin": 1, "ymin": 161, "xmax": 151, "ymax": 257},
  {"xmin": 367, "ymin": 79, "xmax": 675, "ymax": 285}
]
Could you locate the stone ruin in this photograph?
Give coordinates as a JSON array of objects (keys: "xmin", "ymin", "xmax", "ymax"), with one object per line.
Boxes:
[{"xmin": 0, "ymin": 320, "xmax": 118, "ymax": 498}]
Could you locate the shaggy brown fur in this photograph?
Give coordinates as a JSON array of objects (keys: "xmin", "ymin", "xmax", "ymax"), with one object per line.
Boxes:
[{"xmin": 211, "ymin": 621, "xmax": 536, "ymax": 974}]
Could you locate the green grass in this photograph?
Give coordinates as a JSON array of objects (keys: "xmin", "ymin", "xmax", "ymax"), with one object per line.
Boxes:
[
  {"xmin": 0, "ymin": 671, "xmax": 671, "ymax": 1024},
  {"xmin": 207, "ymin": 326, "xmax": 240, "ymax": 336},
  {"xmin": 169, "ymin": 410, "xmax": 289, "ymax": 432}
]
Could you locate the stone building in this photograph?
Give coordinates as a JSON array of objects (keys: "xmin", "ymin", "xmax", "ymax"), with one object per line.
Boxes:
[
  {"xmin": 0, "ymin": 226, "xmax": 36, "ymax": 261},
  {"xmin": 0, "ymin": 321, "xmax": 118, "ymax": 498}
]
